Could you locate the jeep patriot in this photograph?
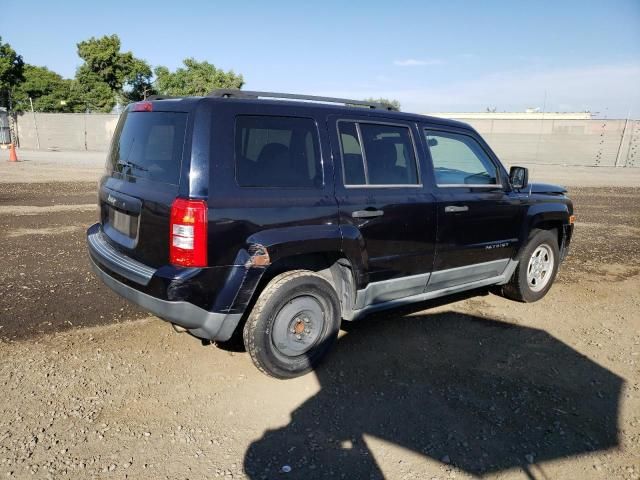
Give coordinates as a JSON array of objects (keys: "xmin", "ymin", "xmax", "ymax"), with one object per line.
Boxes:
[{"xmin": 87, "ymin": 90, "xmax": 574, "ymax": 378}]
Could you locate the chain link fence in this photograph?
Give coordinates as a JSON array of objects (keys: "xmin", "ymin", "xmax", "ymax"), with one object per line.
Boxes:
[{"xmin": 0, "ymin": 108, "xmax": 12, "ymax": 145}]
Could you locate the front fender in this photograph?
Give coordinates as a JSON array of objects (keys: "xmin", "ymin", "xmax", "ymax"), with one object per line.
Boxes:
[{"xmin": 520, "ymin": 201, "xmax": 571, "ymax": 248}]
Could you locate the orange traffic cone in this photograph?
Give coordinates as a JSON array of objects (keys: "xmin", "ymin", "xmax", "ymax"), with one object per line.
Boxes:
[{"xmin": 8, "ymin": 143, "xmax": 18, "ymax": 162}]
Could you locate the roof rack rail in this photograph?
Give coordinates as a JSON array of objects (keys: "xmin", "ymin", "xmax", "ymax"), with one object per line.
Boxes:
[{"xmin": 207, "ymin": 89, "xmax": 398, "ymax": 111}]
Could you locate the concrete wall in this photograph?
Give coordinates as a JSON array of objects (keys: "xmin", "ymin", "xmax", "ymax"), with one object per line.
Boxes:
[
  {"xmin": 15, "ymin": 113, "xmax": 119, "ymax": 151},
  {"xmin": 457, "ymin": 118, "xmax": 639, "ymax": 168},
  {"xmin": 13, "ymin": 113, "xmax": 640, "ymax": 167}
]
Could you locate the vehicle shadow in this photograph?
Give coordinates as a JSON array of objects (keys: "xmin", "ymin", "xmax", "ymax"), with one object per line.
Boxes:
[{"xmin": 243, "ymin": 308, "xmax": 623, "ymax": 479}]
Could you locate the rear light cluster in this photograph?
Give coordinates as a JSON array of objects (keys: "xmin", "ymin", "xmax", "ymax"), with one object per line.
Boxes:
[
  {"xmin": 169, "ymin": 198, "xmax": 208, "ymax": 267},
  {"xmin": 132, "ymin": 101, "xmax": 153, "ymax": 112}
]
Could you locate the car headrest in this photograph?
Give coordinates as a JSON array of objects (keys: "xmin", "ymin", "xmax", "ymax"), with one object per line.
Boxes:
[{"xmin": 257, "ymin": 143, "xmax": 290, "ymax": 165}]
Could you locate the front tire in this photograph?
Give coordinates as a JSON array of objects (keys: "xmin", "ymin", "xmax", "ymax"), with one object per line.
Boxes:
[
  {"xmin": 243, "ymin": 270, "xmax": 341, "ymax": 379},
  {"xmin": 500, "ymin": 229, "xmax": 560, "ymax": 303}
]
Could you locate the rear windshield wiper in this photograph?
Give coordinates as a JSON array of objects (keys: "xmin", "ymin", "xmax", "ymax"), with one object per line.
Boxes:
[{"xmin": 117, "ymin": 160, "xmax": 149, "ymax": 172}]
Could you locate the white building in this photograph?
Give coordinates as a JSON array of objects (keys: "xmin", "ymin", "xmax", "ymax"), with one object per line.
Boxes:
[{"xmin": 427, "ymin": 111, "xmax": 593, "ymax": 120}]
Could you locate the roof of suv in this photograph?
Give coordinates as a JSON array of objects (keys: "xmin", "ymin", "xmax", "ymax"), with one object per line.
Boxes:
[{"xmin": 140, "ymin": 90, "xmax": 471, "ymax": 130}]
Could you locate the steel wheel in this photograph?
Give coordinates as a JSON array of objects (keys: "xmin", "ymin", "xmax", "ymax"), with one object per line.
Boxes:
[
  {"xmin": 271, "ymin": 295, "xmax": 326, "ymax": 357},
  {"xmin": 527, "ymin": 243, "xmax": 555, "ymax": 292}
]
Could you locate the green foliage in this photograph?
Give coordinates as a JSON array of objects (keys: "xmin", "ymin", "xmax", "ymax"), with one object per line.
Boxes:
[
  {"xmin": 74, "ymin": 69, "xmax": 119, "ymax": 112},
  {"xmin": 154, "ymin": 58, "xmax": 244, "ymax": 96},
  {"xmin": 76, "ymin": 35, "xmax": 126, "ymax": 91},
  {"xmin": 1, "ymin": 34, "xmax": 245, "ymax": 113},
  {"xmin": 75, "ymin": 34, "xmax": 153, "ymax": 111},
  {"xmin": 11, "ymin": 65, "xmax": 84, "ymax": 113},
  {"xmin": 0, "ymin": 36, "xmax": 25, "ymax": 109},
  {"xmin": 364, "ymin": 97, "xmax": 401, "ymax": 110},
  {"xmin": 122, "ymin": 58, "xmax": 155, "ymax": 102}
]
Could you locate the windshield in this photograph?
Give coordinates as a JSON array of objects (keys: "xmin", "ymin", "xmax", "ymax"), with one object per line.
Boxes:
[{"xmin": 107, "ymin": 110, "xmax": 187, "ymax": 185}]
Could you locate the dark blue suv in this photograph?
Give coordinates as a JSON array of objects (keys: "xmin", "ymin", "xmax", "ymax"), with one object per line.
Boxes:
[{"xmin": 87, "ymin": 90, "xmax": 574, "ymax": 378}]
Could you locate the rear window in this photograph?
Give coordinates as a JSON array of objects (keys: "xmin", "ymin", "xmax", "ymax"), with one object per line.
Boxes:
[
  {"xmin": 235, "ymin": 115, "xmax": 322, "ymax": 188},
  {"xmin": 108, "ymin": 110, "xmax": 187, "ymax": 185}
]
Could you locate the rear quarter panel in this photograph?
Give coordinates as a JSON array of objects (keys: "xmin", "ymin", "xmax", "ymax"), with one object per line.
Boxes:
[{"xmin": 203, "ymin": 101, "xmax": 341, "ymax": 267}]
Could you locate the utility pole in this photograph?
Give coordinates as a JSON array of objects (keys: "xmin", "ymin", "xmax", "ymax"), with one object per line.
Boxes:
[
  {"xmin": 614, "ymin": 110, "xmax": 631, "ymax": 168},
  {"xmin": 29, "ymin": 97, "xmax": 41, "ymax": 150},
  {"xmin": 534, "ymin": 90, "xmax": 547, "ymax": 163}
]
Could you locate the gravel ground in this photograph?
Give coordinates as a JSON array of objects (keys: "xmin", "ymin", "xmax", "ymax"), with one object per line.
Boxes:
[
  {"xmin": 0, "ymin": 183, "xmax": 145, "ymax": 341},
  {"xmin": 0, "ymin": 181, "xmax": 639, "ymax": 479}
]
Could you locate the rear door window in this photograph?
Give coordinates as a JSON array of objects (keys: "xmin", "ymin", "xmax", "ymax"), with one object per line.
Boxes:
[
  {"xmin": 338, "ymin": 122, "xmax": 366, "ymax": 184},
  {"xmin": 108, "ymin": 110, "xmax": 187, "ymax": 185},
  {"xmin": 235, "ymin": 115, "xmax": 322, "ymax": 188},
  {"xmin": 337, "ymin": 121, "xmax": 420, "ymax": 186},
  {"xmin": 360, "ymin": 123, "xmax": 419, "ymax": 185}
]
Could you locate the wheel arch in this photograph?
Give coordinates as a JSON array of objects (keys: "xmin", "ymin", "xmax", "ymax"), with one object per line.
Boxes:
[
  {"xmin": 255, "ymin": 252, "xmax": 357, "ymax": 318},
  {"xmin": 522, "ymin": 204, "xmax": 570, "ymax": 252}
]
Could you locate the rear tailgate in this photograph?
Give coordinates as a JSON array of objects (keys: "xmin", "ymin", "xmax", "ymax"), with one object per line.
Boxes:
[{"xmin": 98, "ymin": 105, "xmax": 189, "ymax": 267}]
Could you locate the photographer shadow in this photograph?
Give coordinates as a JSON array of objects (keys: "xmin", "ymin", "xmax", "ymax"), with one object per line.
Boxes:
[{"xmin": 244, "ymin": 306, "xmax": 622, "ymax": 479}]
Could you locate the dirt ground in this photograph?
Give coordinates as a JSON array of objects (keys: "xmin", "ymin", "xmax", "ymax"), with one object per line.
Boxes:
[{"xmin": 0, "ymin": 176, "xmax": 639, "ymax": 479}]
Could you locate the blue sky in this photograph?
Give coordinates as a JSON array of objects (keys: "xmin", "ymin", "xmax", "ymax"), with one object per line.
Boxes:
[{"xmin": 3, "ymin": 0, "xmax": 640, "ymax": 117}]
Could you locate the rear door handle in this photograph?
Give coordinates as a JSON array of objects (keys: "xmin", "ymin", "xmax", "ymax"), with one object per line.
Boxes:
[
  {"xmin": 444, "ymin": 205, "xmax": 469, "ymax": 213},
  {"xmin": 352, "ymin": 209, "xmax": 384, "ymax": 219}
]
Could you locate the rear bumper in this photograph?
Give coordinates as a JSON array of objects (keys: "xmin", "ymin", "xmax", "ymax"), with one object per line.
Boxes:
[{"xmin": 87, "ymin": 224, "xmax": 243, "ymax": 341}]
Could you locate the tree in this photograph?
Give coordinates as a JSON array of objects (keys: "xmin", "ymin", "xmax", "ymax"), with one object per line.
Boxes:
[
  {"xmin": 0, "ymin": 37, "xmax": 25, "ymax": 109},
  {"xmin": 11, "ymin": 65, "xmax": 84, "ymax": 113},
  {"xmin": 122, "ymin": 57, "xmax": 155, "ymax": 102},
  {"xmin": 75, "ymin": 68, "xmax": 120, "ymax": 112},
  {"xmin": 154, "ymin": 58, "xmax": 243, "ymax": 96},
  {"xmin": 75, "ymin": 34, "xmax": 153, "ymax": 111},
  {"xmin": 364, "ymin": 97, "xmax": 401, "ymax": 110}
]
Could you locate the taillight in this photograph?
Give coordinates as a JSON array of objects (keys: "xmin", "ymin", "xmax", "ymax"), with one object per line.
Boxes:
[
  {"xmin": 170, "ymin": 198, "xmax": 208, "ymax": 267},
  {"xmin": 132, "ymin": 101, "xmax": 153, "ymax": 112}
]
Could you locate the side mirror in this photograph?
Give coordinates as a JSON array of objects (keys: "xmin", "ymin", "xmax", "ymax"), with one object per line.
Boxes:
[{"xmin": 509, "ymin": 166, "xmax": 529, "ymax": 190}]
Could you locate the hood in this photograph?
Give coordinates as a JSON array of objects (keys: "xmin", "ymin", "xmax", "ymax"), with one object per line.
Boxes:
[{"xmin": 529, "ymin": 182, "xmax": 567, "ymax": 194}]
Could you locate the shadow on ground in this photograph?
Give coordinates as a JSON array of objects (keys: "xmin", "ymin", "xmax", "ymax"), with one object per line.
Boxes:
[{"xmin": 244, "ymin": 310, "xmax": 623, "ymax": 479}]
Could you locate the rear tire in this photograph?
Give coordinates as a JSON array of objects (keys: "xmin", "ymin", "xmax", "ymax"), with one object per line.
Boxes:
[
  {"xmin": 243, "ymin": 270, "xmax": 341, "ymax": 379},
  {"xmin": 500, "ymin": 229, "xmax": 560, "ymax": 303}
]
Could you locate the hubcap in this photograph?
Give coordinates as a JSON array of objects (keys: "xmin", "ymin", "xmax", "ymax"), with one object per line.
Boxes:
[
  {"xmin": 271, "ymin": 295, "xmax": 325, "ymax": 357},
  {"xmin": 527, "ymin": 243, "xmax": 554, "ymax": 292}
]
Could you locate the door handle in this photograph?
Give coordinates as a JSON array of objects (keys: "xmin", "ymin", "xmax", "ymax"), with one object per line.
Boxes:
[
  {"xmin": 352, "ymin": 209, "xmax": 384, "ymax": 219},
  {"xmin": 444, "ymin": 205, "xmax": 469, "ymax": 213}
]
